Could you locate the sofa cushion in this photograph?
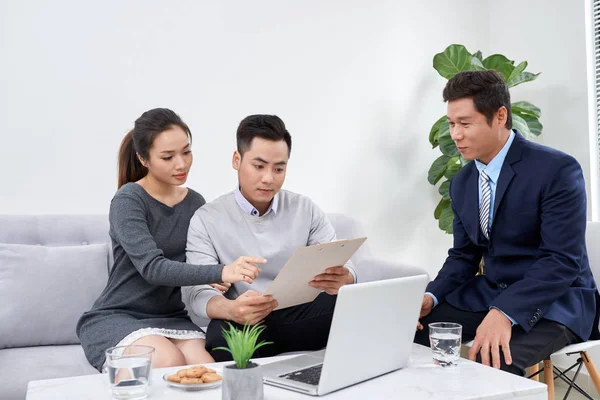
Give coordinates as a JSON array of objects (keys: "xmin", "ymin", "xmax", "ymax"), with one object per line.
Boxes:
[
  {"xmin": 0, "ymin": 345, "xmax": 98, "ymax": 400},
  {"xmin": 0, "ymin": 243, "xmax": 109, "ymax": 349}
]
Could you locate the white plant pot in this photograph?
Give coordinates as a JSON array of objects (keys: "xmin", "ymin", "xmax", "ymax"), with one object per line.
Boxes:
[{"xmin": 222, "ymin": 361, "xmax": 263, "ymax": 400}]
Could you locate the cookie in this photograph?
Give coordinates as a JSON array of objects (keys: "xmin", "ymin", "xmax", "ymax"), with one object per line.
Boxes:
[
  {"xmin": 186, "ymin": 366, "xmax": 208, "ymax": 378},
  {"xmin": 180, "ymin": 377, "xmax": 204, "ymax": 384},
  {"xmin": 176, "ymin": 368, "xmax": 188, "ymax": 378},
  {"xmin": 205, "ymin": 367, "xmax": 216, "ymax": 373},
  {"xmin": 167, "ymin": 374, "xmax": 182, "ymax": 383},
  {"xmin": 201, "ymin": 372, "xmax": 222, "ymax": 383}
]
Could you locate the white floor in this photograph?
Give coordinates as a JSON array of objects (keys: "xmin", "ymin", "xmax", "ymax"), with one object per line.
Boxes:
[{"xmin": 554, "ymin": 384, "xmax": 598, "ymax": 399}]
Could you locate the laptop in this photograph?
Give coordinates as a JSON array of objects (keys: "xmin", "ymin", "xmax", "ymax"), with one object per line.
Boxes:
[{"xmin": 262, "ymin": 274, "xmax": 428, "ymax": 396}]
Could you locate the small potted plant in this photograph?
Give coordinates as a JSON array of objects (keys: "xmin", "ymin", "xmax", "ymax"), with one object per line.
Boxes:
[{"xmin": 215, "ymin": 322, "xmax": 273, "ymax": 400}]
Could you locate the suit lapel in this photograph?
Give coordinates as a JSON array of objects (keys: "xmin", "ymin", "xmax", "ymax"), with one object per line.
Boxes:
[{"xmin": 492, "ymin": 132, "xmax": 524, "ymax": 222}]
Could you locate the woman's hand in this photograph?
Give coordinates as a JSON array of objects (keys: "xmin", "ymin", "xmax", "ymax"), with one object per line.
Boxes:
[
  {"xmin": 222, "ymin": 256, "xmax": 266, "ymax": 284},
  {"xmin": 210, "ymin": 282, "xmax": 231, "ymax": 294}
]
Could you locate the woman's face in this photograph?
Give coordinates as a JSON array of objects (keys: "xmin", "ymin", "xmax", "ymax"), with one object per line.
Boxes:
[{"xmin": 142, "ymin": 125, "xmax": 193, "ymax": 186}]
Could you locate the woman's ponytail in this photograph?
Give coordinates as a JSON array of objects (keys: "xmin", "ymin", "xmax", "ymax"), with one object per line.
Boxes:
[{"xmin": 117, "ymin": 130, "xmax": 147, "ymax": 188}]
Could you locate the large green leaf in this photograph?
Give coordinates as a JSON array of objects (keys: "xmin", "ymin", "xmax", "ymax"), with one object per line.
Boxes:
[
  {"xmin": 438, "ymin": 128, "xmax": 459, "ymax": 157},
  {"xmin": 506, "ymin": 72, "xmax": 540, "ymax": 88},
  {"xmin": 429, "ymin": 115, "xmax": 446, "ymax": 148},
  {"xmin": 506, "ymin": 61, "xmax": 527, "ymax": 85},
  {"xmin": 512, "ymin": 114, "xmax": 532, "ymax": 138},
  {"xmin": 439, "ymin": 180, "xmax": 451, "ymax": 200},
  {"xmin": 519, "ymin": 113, "xmax": 543, "ymax": 136},
  {"xmin": 439, "ymin": 203, "xmax": 454, "ymax": 234},
  {"xmin": 428, "ymin": 155, "xmax": 451, "ymax": 185},
  {"xmin": 470, "ymin": 57, "xmax": 486, "ymax": 71},
  {"xmin": 433, "ymin": 44, "xmax": 474, "ymax": 80},
  {"xmin": 512, "ymin": 101, "xmax": 541, "ymax": 118},
  {"xmin": 434, "ymin": 198, "xmax": 451, "ymax": 220},
  {"xmin": 482, "ymin": 54, "xmax": 514, "ymax": 81},
  {"xmin": 444, "ymin": 161, "xmax": 462, "ymax": 180},
  {"xmin": 438, "ymin": 119, "xmax": 450, "ymax": 142}
]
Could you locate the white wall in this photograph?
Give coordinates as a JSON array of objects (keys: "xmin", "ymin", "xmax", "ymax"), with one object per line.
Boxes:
[{"xmin": 0, "ymin": 0, "xmax": 494, "ymax": 278}]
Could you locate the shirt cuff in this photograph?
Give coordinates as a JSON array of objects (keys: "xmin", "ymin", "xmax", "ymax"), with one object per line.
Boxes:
[
  {"xmin": 425, "ymin": 292, "xmax": 439, "ymax": 308},
  {"xmin": 490, "ymin": 306, "xmax": 518, "ymax": 326},
  {"xmin": 348, "ymin": 266, "xmax": 358, "ymax": 283},
  {"xmin": 191, "ymin": 288, "xmax": 223, "ymax": 320}
]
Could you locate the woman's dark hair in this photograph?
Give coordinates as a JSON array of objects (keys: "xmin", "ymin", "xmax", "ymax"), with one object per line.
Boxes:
[
  {"xmin": 236, "ymin": 114, "xmax": 292, "ymax": 157},
  {"xmin": 443, "ymin": 70, "xmax": 512, "ymax": 129},
  {"xmin": 117, "ymin": 108, "xmax": 192, "ymax": 188}
]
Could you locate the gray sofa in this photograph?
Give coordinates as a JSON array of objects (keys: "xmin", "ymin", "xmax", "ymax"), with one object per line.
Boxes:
[{"xmin": 0, "ymin": 213, "xmax": 421, "ymax": 400}]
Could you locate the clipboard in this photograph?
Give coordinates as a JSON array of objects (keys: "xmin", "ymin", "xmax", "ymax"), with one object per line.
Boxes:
[{"xmin": 263, "ymin": 237, "xmax": 367, "ymax": 310}]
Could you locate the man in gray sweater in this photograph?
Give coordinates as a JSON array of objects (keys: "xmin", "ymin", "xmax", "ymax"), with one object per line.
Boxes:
[{"xmin": 183, "ymin": 114, "xmax": 356, "ymax": 360}]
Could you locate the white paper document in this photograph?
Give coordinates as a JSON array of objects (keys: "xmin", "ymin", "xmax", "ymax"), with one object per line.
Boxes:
[{"xmin": 263, "ymin": 237, "xmax": 367, "ymax": 310}]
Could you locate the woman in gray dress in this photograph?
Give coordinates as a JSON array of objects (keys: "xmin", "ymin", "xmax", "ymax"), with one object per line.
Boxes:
[{"xmin": 77, "ymin": 108, "xmax": 266, "ymax": 371}]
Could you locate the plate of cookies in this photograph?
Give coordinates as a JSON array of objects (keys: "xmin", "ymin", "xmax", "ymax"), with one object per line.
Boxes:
[{"xmin": 163, "ymin": 365, "xmax": 222, "ymax": 390}]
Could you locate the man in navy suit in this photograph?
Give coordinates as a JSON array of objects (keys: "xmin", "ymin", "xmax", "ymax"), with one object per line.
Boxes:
[{"xmin": 414, "ymin": 70, "xmax": 599, "ymax": 376}]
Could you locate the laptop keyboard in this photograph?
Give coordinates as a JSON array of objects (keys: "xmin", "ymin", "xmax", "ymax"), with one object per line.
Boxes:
[{"xmin": 279, "ymin": 364, "xmax": 323, "ymax": 386}]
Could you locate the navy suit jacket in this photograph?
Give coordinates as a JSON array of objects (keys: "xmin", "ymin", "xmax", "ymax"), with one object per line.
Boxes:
[{"xmin": 427, "ymin": 132, "xmax": 599, "ymax": 341}]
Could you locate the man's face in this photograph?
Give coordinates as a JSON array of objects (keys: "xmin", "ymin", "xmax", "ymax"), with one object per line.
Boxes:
[
  {"xmin": 233, "ymin": 137, "xmax": 289, "ymax": 211},
  {"xmin": 447, "ymin": 97, "xmax": 507, "ymax": 164}
]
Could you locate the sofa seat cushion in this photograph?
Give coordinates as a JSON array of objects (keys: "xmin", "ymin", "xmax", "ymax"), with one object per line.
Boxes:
[
  {"xmin": 0, "ymin": 345, "xmax": 98, "ymax": 400},
  {"xmin": 0, "ymin": 243, "xmax": 109, "ymax": 348}
]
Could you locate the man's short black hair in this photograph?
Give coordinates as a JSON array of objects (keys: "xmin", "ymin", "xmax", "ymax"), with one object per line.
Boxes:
[
  {"xmin": 236, "ymin": 114, "xmax": 292, "ymax": 157},
  {"xmin": 443, "ymin": 70, "xmax": 512, "ymax": 129}
]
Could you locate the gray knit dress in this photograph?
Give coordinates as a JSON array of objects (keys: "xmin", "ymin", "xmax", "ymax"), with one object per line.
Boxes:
[{"xmin": 76, "ymin": 183, "xmax": 224, "ymax": 371}]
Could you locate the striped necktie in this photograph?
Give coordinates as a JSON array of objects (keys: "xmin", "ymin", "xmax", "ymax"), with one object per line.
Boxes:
[{"xmin": 479, "ymin": 169, "xmax": 491, "ymax": 239}]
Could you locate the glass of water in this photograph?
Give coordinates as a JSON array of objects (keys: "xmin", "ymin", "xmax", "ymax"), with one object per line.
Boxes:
[
  {"xmin": 106, "ymin": 345, "xmax": 154, "ymax": 400},
  {"xmin": 429, "ymin": 322, "xmax": 462, "ymax": 367}
]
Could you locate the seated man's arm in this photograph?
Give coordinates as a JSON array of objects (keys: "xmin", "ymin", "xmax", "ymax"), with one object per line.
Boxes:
[
  {"xmin": 185, "ymin": 209, "xmax": 277, "ymax": 324},
  {"xmin": 426, "ymin": 183, "xmax": 483, "ymax": 305},
  {"xmin": 489, "ymin": 157, "xmax": 587, "ymax": 330},
  {"xmin": 184, "ymin": 211, "xmax": 226, "ymax": 320}
]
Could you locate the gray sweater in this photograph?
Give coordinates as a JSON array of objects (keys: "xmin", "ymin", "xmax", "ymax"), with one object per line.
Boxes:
[
  {"xmin": 77, "ymin": 183, "xmax": 224, "ymax": 369},
  {"xmin": 183, "ymin": 189, "xmax": 355, "ymax": 320}
]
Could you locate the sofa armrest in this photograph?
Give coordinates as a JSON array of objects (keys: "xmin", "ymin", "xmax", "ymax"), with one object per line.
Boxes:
[{"xmin": 355, "ymin": 256, "xmax": 429, "ymax": 282}]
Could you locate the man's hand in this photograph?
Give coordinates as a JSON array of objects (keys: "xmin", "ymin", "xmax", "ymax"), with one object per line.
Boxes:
[
  {"xmin": 222, "ymin": 256, "xmax": 266, "ymax": 284},
  {"xmin": 468, "ymin": 308, "xmax": 513, "ymax": 369},
  {"xmin": 226, "ymin": 290, "xmax": 278, "ymax": 325},
  {"xmin": 309, "ymin": 266, "xmax": 354, "ymax": 295},
  {"xmin": 417, "ymin": 295, "xmax": 434, "ymax": 330},
  {"xmin": 210, "ymin": 282, "xmax": 231, "ymax": 294}
]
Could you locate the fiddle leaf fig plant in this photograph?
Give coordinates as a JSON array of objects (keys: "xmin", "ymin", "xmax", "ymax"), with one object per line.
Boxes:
[{"xmin": 428, "ymin": 44, "xmax": 543, "ymax": 234}]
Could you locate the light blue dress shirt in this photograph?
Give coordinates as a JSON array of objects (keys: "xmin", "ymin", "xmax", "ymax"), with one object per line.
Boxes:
[{"xmin": 426, "ymin": 131, "xmax": 517, "ymax": 325}]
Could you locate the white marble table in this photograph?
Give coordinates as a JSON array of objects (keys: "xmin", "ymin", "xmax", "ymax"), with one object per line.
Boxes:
[{"xmin": 27, "ymin": 344, "xmax": 547, "ymax": 400}]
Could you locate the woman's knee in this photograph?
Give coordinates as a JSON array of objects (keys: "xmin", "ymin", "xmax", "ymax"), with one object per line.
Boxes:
[
  {"xmin": 154, "ymin": 347, "xmax": 186, "ymax": 368},
  {"xmin": 172, "ymin": 338, "xmax": 214, "ymax": 364},
  {"xmin": 131, "ymin": 335, "xmax": 187, "ymax": 368}
]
